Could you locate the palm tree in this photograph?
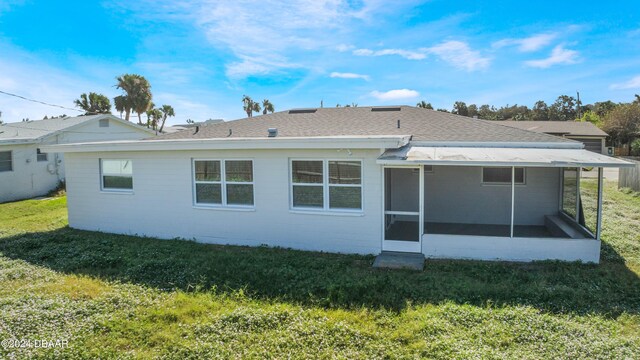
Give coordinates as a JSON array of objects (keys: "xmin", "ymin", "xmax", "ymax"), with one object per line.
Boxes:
[
  {"xmin": 158, "ymin": 105, "xmax": 175, "ymax": 133},
  {"xmin": 416, "ymin": 100, "xmax": 433, "ymax": 109},
  {"xmin": 133, "ymin": 92, "xmax": 153, "ymax": 125},
  {"xmin": 74, "ymin": 92, "xmax": 112, "ymax": 115},
  {"xmin": 113, "ymin": 95, "xmax": 129, "ymax": 119},
  {"xmin": 146, "ymin": 108, "xmax": 162, "ymax": 130},
  {"xmin": 242, "ymin": 95, "xmax": 261, "ymax": 117},
  {"xmin": 115, "ymin": 74, "xmax": 152, "ymax": 123},
  {"xmin": 262, "ymin": 99, "xmax": 275, "ymax": 115}
]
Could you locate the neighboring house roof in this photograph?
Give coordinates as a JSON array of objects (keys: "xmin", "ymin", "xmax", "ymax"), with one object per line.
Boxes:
[
  {"xmin": 498, "ymin": 121, "xmax": 608, "ymax": 137},
  {"xmin": 0, "ymin": 114, "xmax": 154, "ymax": 144},
  {"xmin": 157, "ymin": 106, "xmax": 574, "ymax": 144}
]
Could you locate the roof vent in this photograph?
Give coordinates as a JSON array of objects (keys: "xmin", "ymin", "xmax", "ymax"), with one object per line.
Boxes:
[
  {"xmin": 288, "ymin": 109, "xmax": 317, "ymax": 114},
  {"xmin": 372, "ymin": 107, "xmax": 401, "ymax": 112},
  {"xmin": 268, "ymin": 128, "xmax": 278, "ymax": 137}
]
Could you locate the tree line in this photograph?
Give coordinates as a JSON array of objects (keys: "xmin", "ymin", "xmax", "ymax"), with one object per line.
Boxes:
[
  {"xmin": 73, "ymin": 74, "xmax": 175, "ymax": 133},
  {"xmin": 417, "ymin": 94, "xmax": 640, "ymax": 152}
]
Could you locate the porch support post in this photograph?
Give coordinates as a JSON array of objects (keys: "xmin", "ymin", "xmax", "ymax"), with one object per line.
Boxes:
[
  {"xmin": 596, "ymin": 167, "xmax": 604, "ymax": 241},
  {"xmin": 510, "ymin": 166, "xmax": 515, "ymax": 238},
  {"xmin": 576, "ymin": 167, "xmax": 581, "ymax": 222},
  {"xmin": 419, "ymin": 165, "xmax": 425, "ymax": 251}
]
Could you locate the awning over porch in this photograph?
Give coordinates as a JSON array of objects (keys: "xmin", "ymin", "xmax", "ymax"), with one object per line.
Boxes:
[{"xmin": 377, "ymin": 146, "xmax": 634, "ymax": 168}]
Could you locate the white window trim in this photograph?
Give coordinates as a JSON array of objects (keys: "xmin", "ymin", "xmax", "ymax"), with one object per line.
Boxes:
[
  {"xmin": 100, "ymin": 159, "xmax": 133, "ymax": 193},
  {"xmin": 481, "ymin": 167, "xmax": 526, "ymax": 186},
  {"xmin": 289, "ymin": 158, "xmax": 364, "ymax": 213},
  {"xmin": 0, "ymin": 150, "xmax": 13, "ymax": 172},
  {"xmin": 192, "ymin": 159, "xmax": 255, "ymax": 209}
]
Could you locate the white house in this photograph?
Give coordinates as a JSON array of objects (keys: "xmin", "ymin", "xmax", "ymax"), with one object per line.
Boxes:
[
  {"xmin": 0, "ymin": 114, "xmax": 154, "ymax": 203},
  {"xmin": 42, "ymin": 107, "xmax": 633, "ymax": 263}
]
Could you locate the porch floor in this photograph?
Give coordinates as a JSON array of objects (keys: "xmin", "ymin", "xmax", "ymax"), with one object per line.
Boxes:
[{"xmin": 386, "ymin": 221, "xmax": 569, "ymax": 240}]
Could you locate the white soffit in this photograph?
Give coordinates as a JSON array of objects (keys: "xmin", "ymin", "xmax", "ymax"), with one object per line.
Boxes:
[{"xmin": 377, "ymin": 146, "xmax": 635, "ymax": 168}]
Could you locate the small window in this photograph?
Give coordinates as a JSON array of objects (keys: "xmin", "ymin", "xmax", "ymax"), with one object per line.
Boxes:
[
  {"xmin": 99, "ymin": 119, "xmax": 109, "ymax": 127},
  {"xmin": 0, "ymin": 151, "xmax": 12, "ymax": 172},
  {"xmin": 482, "ymin": 167, "xmax": 525, "ymax": 185},
  {"xmin": 37, "ymin": 149, "xmax": 48, "ymax": 162},
  {"xmin": 101, "ymin": 159, "xmax": 133, "ymax": 191},
  {"xmin": 291, "ymin": 160, "xmax": 362, "ymax": 211},
  {"xmin": 193, "ymin": 160, "xmax": 254, "ymax": 207}
]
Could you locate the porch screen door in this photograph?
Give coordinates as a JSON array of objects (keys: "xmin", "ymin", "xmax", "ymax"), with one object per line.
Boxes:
[{"xmin": 383, "ymin": 167, "xmax": 423, "ymax": 253}]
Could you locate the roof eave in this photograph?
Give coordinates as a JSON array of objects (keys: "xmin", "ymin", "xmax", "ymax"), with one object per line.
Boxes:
[
  {"xmin": 40, "ymin": 135, "xmax": 412, "ymax": 153},
  {"xmin": 408, "ymin": 140, "xmax": 584, "ymax": 149}
]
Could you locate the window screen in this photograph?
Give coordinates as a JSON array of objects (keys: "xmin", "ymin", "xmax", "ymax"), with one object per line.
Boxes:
[{"xmin": 482, "ymin": 167, "xmax": 525, "ymax": 184}]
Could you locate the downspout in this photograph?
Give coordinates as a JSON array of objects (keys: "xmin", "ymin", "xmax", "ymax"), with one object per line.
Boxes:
[
  {"xmin": 596, "ymin": 167, "xmax": 603, "ymax": 241},
  {"xmin": 510, "ymin": 166, "xmax": 515, "ymax": 238}
]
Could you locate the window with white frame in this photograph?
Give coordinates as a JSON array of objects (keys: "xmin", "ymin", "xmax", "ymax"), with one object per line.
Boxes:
[
  {"xmin": 101, "ymin": 159, "xmax": 133, "ymax": 190},
  {"xmin": 37, "ymin": 148, "xmax": 48, "ymax": 162},
  {"xmin": 193, "ymin": 160, "xmax": 254, "ymax": 207},
  {"xmin": 0, "ymin": 151, "xmax": 12, "ymax": 172},
  {"xmin": 291, "ymin": 160, "xmax": 362, "ymax": 211},
  {"xmin": 482, "ymin": 167, "xmax": 525, "ymax": 185}
]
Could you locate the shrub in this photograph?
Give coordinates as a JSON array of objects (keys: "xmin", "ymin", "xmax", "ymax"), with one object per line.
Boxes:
[{"xmin": 631, "ymin": 138, "xmax": 640, "ymax": 156}]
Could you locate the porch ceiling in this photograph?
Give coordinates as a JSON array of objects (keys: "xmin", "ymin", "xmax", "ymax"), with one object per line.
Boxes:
[{"xmin": 377, "ymin": 146, "xmax": 634, "ymax": 168}]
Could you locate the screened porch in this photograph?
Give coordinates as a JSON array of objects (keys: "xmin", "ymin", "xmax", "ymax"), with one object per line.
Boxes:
[{"xmin": 378, "ymin": 145, "xmax": 632, "ymax": 261}]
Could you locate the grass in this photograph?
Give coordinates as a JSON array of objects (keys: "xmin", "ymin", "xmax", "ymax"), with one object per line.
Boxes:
[{"xmin": 0, "ymin": 181, "xmax": 639, "ymax": 358}]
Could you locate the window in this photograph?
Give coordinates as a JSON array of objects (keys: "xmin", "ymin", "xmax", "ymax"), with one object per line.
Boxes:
[
  {"xmin": 291, "ymin": 160, "xmax": 362, "ymax": 211},
  {"xmin": 37, "ymin": 148, "xmax": 48, "ymax": 162},
  {"xmin": 0, "ymin": 151, "xmax": 12, "ymax": 172},
  {"xmin": 101, "ymin": 159, "xmax": 133, "ymax": 191},
  {"xmin": 482, "ymin": 167, "xmax": 525, "ymax": 185},
  {"xmin": 99, "ymin": 119, "xmax": 109, "ymax": 127},
  {"xmin": 193, "ymin": 160, "xmax": 254, "ymax": 207}
]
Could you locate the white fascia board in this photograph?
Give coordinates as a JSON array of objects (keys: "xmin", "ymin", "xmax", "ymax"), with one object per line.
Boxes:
[
  {"xmin": 40, "ymin": 135, "xmax": 412, "ymax": 153},
  {"xmin": 409, "ymin": 141, "xmax": 584, "ymax": 149},
  {"xmin": 377, "ymin": 159, "xmax": 633, "ymax": 168}
]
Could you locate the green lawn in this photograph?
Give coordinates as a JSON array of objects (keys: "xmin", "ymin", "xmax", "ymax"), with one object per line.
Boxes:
[{"xmin": 0, "ymin": 181, "xmax": 639, "ymax": 359}]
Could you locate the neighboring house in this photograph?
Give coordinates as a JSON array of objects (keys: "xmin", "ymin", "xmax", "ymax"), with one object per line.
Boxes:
[
  {"xmin": 43, "ymin": 107, "xmax": 632, "ymax": 263},
  {"xmin": 0, "ymin": 114, "xmax": 155, "ymax": 203},
  {"xmin": 499, "ymin": 121, "xmax": 608, "ymax": 154}
]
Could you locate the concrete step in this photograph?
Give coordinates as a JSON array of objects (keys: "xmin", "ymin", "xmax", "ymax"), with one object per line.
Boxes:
[{"xmin": 373, "ymin": 251, "xmax": 425, "ymax": 271}]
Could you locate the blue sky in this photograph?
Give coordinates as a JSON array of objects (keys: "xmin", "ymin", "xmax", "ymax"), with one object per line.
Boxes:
[{"xmin": 0, "ymin": 0, "xmax": 639, "ymax": 125}]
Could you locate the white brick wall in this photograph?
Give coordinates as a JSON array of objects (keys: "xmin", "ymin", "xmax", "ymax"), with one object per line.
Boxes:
[{"xmin": 65, "ymin": 149, "xmax": 384, "ymax": 255}]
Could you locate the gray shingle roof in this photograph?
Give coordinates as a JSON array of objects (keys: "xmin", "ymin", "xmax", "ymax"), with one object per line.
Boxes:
[
  {"xmin": 156, "ymin": 106, "xmax": 574, "ymax": 143},
  {"xmin": 0, "ymin": 115, "xmax": 107, "ymax": 141},
  {"xmin": 0, "ymin": 114, "xmax": 150, "ymax": 142},
  {"xmin": 498, "ymin": 121, "xmax": 608, "ymax": 137}
]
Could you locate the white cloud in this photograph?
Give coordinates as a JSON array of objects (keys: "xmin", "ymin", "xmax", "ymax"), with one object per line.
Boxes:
[
  {"xmin": 109, "ymin": 0, "xmax": 414, "ymax": 79},
  {"xmin": 353, "ymin": 41, "xmax": 489, "ymax": 71},
  {"xmin": 336, "ymin": 44, "xmax": 354, "ymax": 52},
  {"xmin": 353, "ymin": 48, "xmax": 426, "ymax": 60},
  {"xmin": 524, "ymin": 45, "xmax": 579, "ymax": 68},
  {"xmin": 610, "ymin": 75, "xmax": 640, "ymax": 90},
  {"xmin": 423, "ymin": 41, "xmax": 490, "ymax": 71},
  {"xmin": 330, "ymin": 72, "xmax": 370, "ymax": 81},
  {"xmin": 370, "ymin": 89, "xmax": 419, "ymax": 101},
  {"xmin": 493, "ymin": 33, "xmax": 557, "ymax": 52}
]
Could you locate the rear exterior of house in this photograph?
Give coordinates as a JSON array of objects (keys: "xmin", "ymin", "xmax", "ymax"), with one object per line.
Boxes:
[
  {"xmin": 0, "ymin": 114, "xmax": 154, "ymax": 203},
  {"xmin": 44, "ymin": 107, "xmax": 632, "ymax": 263}
]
